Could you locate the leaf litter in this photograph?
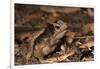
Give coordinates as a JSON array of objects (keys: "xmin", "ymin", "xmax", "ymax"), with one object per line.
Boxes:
[{"xmin": 15, "ymin": 4, "xmax": 94, "ymax": 65}]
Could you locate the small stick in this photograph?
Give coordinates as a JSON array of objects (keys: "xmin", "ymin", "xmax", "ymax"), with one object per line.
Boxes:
[{"xmin": 74, "ymin": 36, "xmax": 94, "ymax": 39}]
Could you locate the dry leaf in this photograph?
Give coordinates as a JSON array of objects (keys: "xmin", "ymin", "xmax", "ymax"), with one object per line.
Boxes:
[
  {"xmin": 79, "ymin": 41, "xmax": 94, "ymax": 49},
  {"xmin": 82, "ymin": 23, "xmax": 94, "ymax": 34}
]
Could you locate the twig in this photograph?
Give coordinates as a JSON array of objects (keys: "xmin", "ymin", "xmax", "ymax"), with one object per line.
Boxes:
[{"xmin": 74, "ymin": 36, "xmax": 94, "ymax": 39}]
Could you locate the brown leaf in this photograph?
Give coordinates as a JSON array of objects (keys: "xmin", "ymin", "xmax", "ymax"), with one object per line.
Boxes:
[
  {"xmin": 79, "ymin": 41, "xmax": 94, "ymax": 49},
  {"xmin": 82, "ymin": 23, "xmax": 94, "ymax": 34}
]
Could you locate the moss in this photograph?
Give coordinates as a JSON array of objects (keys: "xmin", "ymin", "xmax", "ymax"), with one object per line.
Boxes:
[{"xmin": 32, "ymin": 23, "xmax": 45, "ymax": 30}]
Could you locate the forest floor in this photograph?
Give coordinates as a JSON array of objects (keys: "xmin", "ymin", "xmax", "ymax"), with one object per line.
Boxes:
[{"xmin": 15, "ymin": 4, "xmax": 94, "ymax": 65}]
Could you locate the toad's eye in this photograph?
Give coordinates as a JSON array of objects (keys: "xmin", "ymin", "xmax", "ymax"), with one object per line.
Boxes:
[{"xmin": 55, "ymin": 26, "xmax": 60, "ymax": 29}]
